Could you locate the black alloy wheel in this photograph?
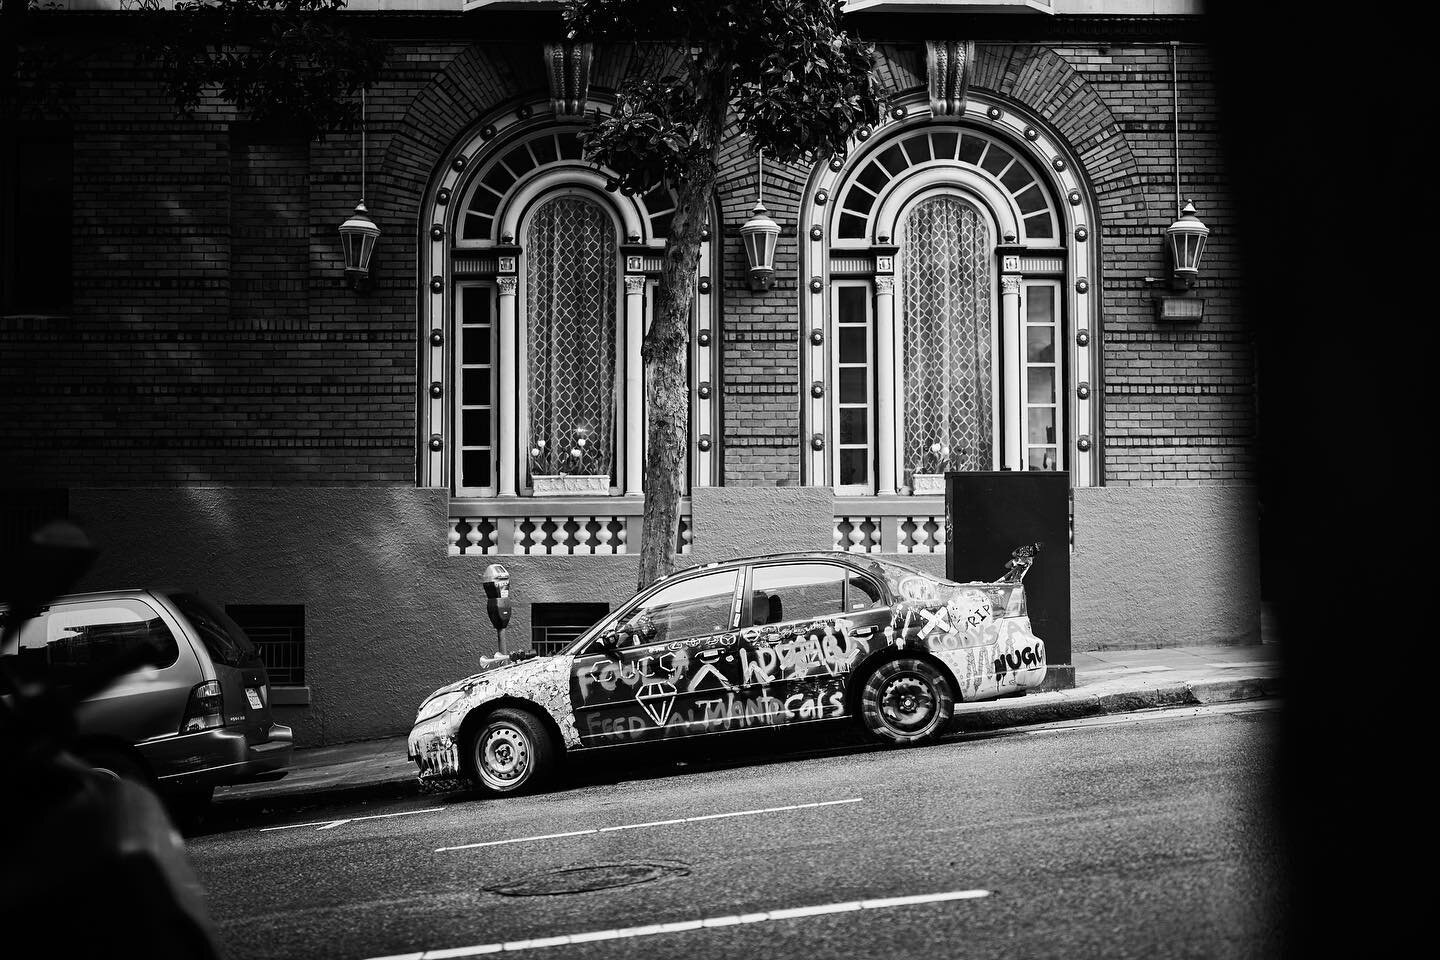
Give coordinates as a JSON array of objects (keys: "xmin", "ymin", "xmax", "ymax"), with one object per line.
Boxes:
[
  {"xmin": 859, "ymin": 657, "xmax": 955, "ymax": 745},
  {"xmin": 466, "ymin": 707, "xmax": 555, "ymax": 796}
]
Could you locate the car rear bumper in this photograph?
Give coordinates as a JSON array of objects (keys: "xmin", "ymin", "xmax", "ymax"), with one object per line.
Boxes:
[{"xmin": 145, "ymin": 722, "xmax": 294, "ymax": 790}]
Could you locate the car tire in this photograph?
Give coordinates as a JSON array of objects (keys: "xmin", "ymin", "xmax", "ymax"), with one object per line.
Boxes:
[
  {"xmin": 858, "ymin": 657, "xmax": 955, "ymax": 745},
  {"xmin": 466, "ymin": 707, "xmax": 554, "ymax": 796},
  {"xmin": 77, "ymin": 747, "xmax": 151, "ymax": 786}
]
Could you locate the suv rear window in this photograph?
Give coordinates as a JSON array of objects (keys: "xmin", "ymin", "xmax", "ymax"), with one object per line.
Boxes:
[
  {"xmin": 1, "ymin": 598, "xmax": 179, "ymax": 684},
  {"xmin": 168, "ymin": 593, "xmax": 258, "ymax": 668}
]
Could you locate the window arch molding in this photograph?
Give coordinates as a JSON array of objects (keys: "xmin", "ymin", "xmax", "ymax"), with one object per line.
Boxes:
[
  {"xmin": 419, "ymin": 97, "xmax": 720, "ymax": 497},
  {"xmin": 512, "ymin": 185, "xmax": 626, "ymax": 495},
  {"xmin": 871, "ymin": 170, "xmax": 1017, "ymax": 248},
  {"xmin": 799, "ymin": 91, "xmax": 1100, "ymax": 490},
  {"xmin": 498, "ymin": 171, "xmax": 645, "ymax": 245}
]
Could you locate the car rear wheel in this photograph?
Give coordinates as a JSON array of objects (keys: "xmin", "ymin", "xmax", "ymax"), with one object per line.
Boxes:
[
  {"xmin": 466, "ymin": 707, "xmax": 554, "ymax": 796},
  {"xmin": 77, "ymin": 747, "xmax": 151, "ymax": 786},
  {"xmin": 859, "ymin": 658, "xmax": 955, "ymax": 745}
]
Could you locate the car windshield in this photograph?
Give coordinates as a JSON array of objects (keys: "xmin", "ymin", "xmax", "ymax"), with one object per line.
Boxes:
[
  {"xmin": 559, "ymin": 604, "xmax": 628, "ymax": 656},
  {"xmin": 168, "ymin": 593, "xmax": 258, "ymax": 668}
]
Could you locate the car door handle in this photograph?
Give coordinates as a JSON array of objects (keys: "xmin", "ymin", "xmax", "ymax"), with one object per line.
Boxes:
[{"xmin": 848, "ymin": 626, "xmax": 875, "ymax": 639}]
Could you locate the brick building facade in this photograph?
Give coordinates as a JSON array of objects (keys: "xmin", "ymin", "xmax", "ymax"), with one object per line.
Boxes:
[{"xmin": 1, "ymin": 0, "xmax": 1259, "ymax": 746}]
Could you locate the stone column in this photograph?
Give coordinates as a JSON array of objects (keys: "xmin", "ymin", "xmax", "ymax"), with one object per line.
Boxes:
[
  {"xmin": 1001, "ymin": 273, "xmax": 1023, "ymax": 471},
  {"xmin": 624, "ymin": 274, "xmax": 646, "ymax": 496},
  {"xmin": 497, "ymin": 275, "xmax": 519, "ymax": 496},
  {"xmin": 874, "ymin": 275, "xmax": 897, "ymax": 495}
]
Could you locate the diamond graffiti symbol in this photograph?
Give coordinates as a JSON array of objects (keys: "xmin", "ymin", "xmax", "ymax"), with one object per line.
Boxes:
[{"xmin": 636, "ymin": 681, "xmax": 677, "ymax": 726}]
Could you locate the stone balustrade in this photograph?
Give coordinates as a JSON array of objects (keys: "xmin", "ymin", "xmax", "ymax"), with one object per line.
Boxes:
[
  {"xmin": 448, "ymin": 497, "xmax": 692, "ymax": 556},
  {"xmin": 833, "ymin": 497, "xmax": 947, "ymax": 554},
  {"xmin": 447, "ymin": 495, "xmax": 946, "ymax": 557}
]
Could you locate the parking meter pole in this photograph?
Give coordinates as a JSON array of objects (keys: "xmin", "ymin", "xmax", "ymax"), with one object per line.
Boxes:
[{"xmin": 480, "ymin": 563, "xmax": 513, "ymax": 660}]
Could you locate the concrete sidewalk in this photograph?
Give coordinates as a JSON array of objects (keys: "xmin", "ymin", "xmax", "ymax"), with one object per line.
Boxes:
[{"xmin": 213, "ymin": 640, "xmax": 1282, "ymax": 816}]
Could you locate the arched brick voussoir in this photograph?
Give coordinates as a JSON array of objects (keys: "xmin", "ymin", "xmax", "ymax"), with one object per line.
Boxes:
[
  {"xmin": 971, "ymin": 44, "xmax": 1144, "ymax": 211},
  {"xmin": 714, "ymin": 118, "xmax": 811, "ymax": 227},
  {"xmin": 372, "ymin": 45, "xmax": 549, "ymax": 217}
]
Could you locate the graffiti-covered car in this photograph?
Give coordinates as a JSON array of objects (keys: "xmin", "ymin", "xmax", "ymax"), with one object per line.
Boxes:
[{"xmin": 407, "ymin": 545, "xmax": 1046, "ymax": 795}]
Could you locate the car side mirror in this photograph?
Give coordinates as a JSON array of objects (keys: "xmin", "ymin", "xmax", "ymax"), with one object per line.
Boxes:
[{"xmin": 597, "ymin": 631, "xmax": 622, "ymax": 659}]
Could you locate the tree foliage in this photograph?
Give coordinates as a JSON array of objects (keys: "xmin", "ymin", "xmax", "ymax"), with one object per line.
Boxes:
[
  {"xmin": 132, "ymin": 0, "xmax": 386, "ymax": 134},
  {"xmin": 564, "ymin": 0, "xmax": 885, "ymax": 588},
  {"xmin": 568, "ymin": 0, "xmax": 883, "ymax": 192},
  {"xmin": 2, "ymin": 0, "xmax": 384, "ymax": 134}
]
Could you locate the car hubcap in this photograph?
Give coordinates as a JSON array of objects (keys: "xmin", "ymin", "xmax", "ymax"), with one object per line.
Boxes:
[
  {"xmin": 879, "ymin": 675, "xmax": 936, "ymax": 732},
  {"xmin": 478, "ymin": 725, "xmax": 529, "ymax": 790}
]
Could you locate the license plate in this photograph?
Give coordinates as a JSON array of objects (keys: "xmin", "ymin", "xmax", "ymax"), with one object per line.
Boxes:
[{"xmin": 245, "ymin": 688, "xmax": 264, "ymax": 710}]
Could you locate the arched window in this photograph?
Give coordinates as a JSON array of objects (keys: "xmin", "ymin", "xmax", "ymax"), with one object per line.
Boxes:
[
  {"xmin": 419, "ymin": 110, "xmax": 719, "ymax": 502},
  {"xmin": 803, "ymin": 102, "xmax": 1095, "ymax": 495},
  {"xmin": 899, "ymin": 195, "xmax": 995, "ymax": 487},
  {"xmin": 523, "ymin": 195, "xmax": 619, "ymax": 491}
]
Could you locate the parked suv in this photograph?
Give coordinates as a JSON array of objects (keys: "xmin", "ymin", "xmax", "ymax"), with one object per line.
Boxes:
[{"xmin": 0, "ymin": 589, "xmax": 292, "ymax": 810}]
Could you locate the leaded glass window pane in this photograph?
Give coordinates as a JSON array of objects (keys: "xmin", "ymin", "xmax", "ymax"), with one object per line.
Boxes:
[
  {"xmin": 1023, "ymin": 281, "xmax": 1062, "ymax": 472},
  {"xmin": 456, "ymin": 284, "xmax": 495, "ymax": 494},
  {"xmin": 833, "ymin": 282, "xmax": 873, "ymax": 489},
  {"xmin": 902, "ymin": 196, "xmax": 994, "ymax": 485},
  {"xmin": 526, "ymin": 195, "xmax": 617, "ymax": 483}
]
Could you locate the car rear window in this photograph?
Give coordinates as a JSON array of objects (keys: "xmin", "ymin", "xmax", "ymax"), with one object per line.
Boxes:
[
  {"xmin": 1, "ymin": 598, "xmax": 180, "ymax": 684},
  {"xmin": 168, "ymin": 593, "xmax": 258, "ymax": 668}
]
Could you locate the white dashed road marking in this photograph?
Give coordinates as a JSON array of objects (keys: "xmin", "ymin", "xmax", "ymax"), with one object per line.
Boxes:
[
  {"xmin": 261, "ymin": 807, "xmax": 446, "ymax": 833},
  {"xmin": 364, "ymin": 888, "xmax": 992, "ymax": 958},
  {"xmin": 434, "ymin": 797, "xmax": 864, "ymax": 853}
]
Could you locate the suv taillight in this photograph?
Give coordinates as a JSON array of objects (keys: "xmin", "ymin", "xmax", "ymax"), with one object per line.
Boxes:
[{"xmin": 181, "ymin": 680, "xmax": 224, "ymax": 733}]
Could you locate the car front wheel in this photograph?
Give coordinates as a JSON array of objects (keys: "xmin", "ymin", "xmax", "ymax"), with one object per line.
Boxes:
[
  {"xmin": 859, "ymin": 658, "xmax": 955, "ymax": 745},
  {"xmin": 466, "ymin": 707, "xmax": 554, "ymax": 796}
]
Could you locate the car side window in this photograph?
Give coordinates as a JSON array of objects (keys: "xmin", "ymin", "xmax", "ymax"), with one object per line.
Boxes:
[
  {"xmin": 9, "ymin": 599, "xmax": 179, "ymax": 684},
  {"xmin": 624, "ymin": 570, "xmax": 739, "ymax": 645},
  {"xmin": 846, "ymin": 572, "xmax": 884, "ymax": 611},
  {"xmin": 750, "ymin": 564, "xmax": 848, "ymax": 625}
]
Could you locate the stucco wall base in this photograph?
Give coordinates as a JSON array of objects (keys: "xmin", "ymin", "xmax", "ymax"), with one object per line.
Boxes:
[
  {"xmin": 60, "ymin": 483, "xmax": 1259, "ymax": 746},
  {"xmin": 688, "ymin": 486, "xmax": 835, "ymax": 564},
  {"xmin": 1071, "ymin": 485, "xmax": 1260, "ymax": 651},
  {"xmin": 68, "ymin": 486, "xmax": 642, "ymax": 747}
]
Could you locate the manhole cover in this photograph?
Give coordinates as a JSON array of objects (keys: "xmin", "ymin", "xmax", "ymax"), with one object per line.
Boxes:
[{"xmin": 485, "ymin": 860, "xmax": 690, "ymax": 897}]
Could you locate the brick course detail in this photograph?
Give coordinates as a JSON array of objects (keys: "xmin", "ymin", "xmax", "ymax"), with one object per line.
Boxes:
[{"xmin": 2, "ymin": 23, "xmax": 1250, "ymax": 490}]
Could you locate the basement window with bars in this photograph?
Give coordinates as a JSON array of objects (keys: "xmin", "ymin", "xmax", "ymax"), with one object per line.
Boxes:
[
  {"xmin": 531, "ymin": 602, "xmax": 609, "ymax": 656},
  {"xmin": 226, "ymin": 604, "xmax": 305, "ymax": 686}
]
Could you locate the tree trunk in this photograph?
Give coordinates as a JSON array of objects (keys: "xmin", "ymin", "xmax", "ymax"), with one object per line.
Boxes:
[{"xmin": 635, "ymin": 57, "xmax": 729, "ymax": 592}]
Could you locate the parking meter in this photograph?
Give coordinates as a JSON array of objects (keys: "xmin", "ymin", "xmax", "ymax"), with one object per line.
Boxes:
[{"xmin": 480, "ymin": 563, "xmax": 511, "ymax": 653}]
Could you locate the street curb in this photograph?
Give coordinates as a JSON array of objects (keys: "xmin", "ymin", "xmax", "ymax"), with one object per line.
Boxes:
[
  {"xmin": 947, "ymin": 677, "xmax": 1281, "ymax": 732},
  {"xmin": 211, "ymin": 776, "xmax": 421, "ymax": 820},
  {"xmin": 209, "ymin": 677, "xmax": 1281, "ymax": 820}
]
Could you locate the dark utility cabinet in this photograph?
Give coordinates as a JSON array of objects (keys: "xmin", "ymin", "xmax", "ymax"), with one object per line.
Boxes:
[{"xmin": 945, "ymin": 471, "xmax": 1072, "ymax": 689}]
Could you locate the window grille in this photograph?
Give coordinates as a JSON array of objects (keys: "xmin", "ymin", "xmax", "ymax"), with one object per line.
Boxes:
[
  {"xmin": 226, "ymin": 604, "xmax": 305, "ymax": 686},
  {"xmin": 531, "ymin": 602, "xmax": 609, "ymax": 656},
  {"xmin": 901, "ymin": 196, "xmax": 994, "ymax": 485},
  {"xmin": 525, "ymin": 195, "xmax": 617, "ymax": 484}
]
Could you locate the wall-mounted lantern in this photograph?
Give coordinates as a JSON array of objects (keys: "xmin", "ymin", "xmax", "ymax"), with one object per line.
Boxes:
[
  {"xmin": 740, "ymin": 150, "xmax": 781, "ymax": 291},
  {"xmin": 340, "ymin": 203, "xmax": 381, "ymax": 292},
  {"xmin": 339, "ymin": 88, "xmax": 380, "ymax": 293},
  {"xmin": 1150, "ymin": 199, "xmax": 1209, "ymax": 320},
  {"xmin": 1165, "ymin": 199, "xmax": 1210, "ymax": 284}
]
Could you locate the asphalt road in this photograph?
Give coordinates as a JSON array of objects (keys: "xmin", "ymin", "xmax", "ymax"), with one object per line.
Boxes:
[{"xmin": 188, "ymin": 703, "xmax": 1284, "ymax": 960}]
